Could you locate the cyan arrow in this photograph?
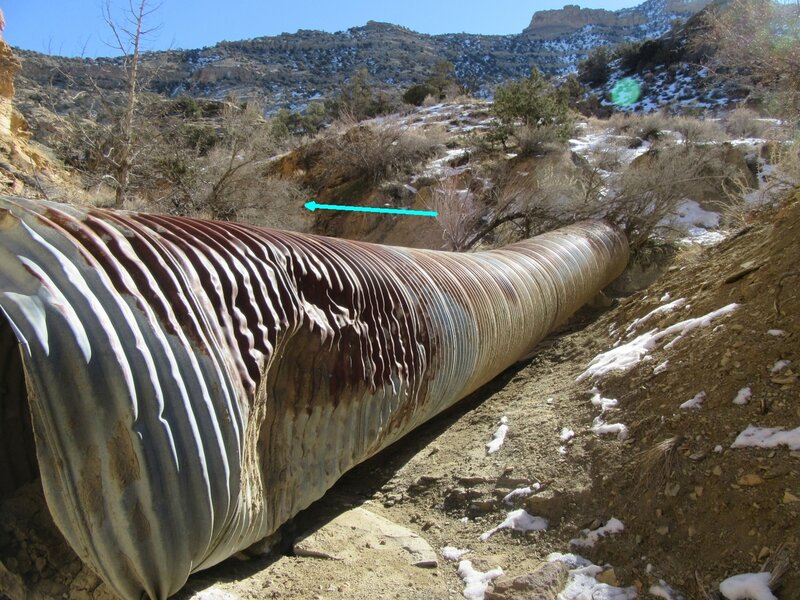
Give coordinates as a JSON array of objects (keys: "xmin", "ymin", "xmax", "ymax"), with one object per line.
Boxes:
[{"xmin": 304, "ymin": 200, "xmax": 437, "ymax": 217}]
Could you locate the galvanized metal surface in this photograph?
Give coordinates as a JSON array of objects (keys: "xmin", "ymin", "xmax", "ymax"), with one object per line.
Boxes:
[{"xmin": 0, "ymin": 196, "xmax": 628, "ymax": 599}]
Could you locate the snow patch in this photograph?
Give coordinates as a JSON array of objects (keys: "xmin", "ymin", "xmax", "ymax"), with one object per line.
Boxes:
[
  {"xmin": 457, "ymin": 560, "xmax": 504, "ymax": 600},
  {"xmin": 679, "ymin": 391, "xmax": 706, "ymax": 410},
  {"xmin": 560, "ymin": 428, "xmax": 576, "ymax": 442},
  {"xmin": 590, "ymin": 389, "xmax": 618, "ymax": 412},
  {"xmin": 502, "ymin": 485, "xmax": 539, "ymax": 505},
  {"xmin": 548, "ymin": 552, "xmax": 637, "ymax": 599},
  {"xmin": 719, "ymin": 572, "xmax": 776, "ymax": 600},
  {"xmin": 570, "ymin": 518, "xmax": 625, "ymax": 548},
  {"xmin": 767, "ymin": 329, "xmax": 785, "ymax": 337},
  {"xmin": 486, "ymin": 416, "xmax": 509, "ymax": 454},
  {"xmin": 731, "ymin": 425, "xmax": 800, "ymax": 451},
  {"xmin": 192, "ymin": 590, "xmax": 239, "ymax": 600},
  {"xmin": 441, "ymin": 546, "xmax": 470, "ymax": 561},
  {"xmin": 733, "ymin": 387, "xmax": 752, "ymax": 405},
  {"xmin": 625, "ymin": 298, "xmax": 687, "ymax": 335},
  {"xmin": 771, "ymin": 359, "xmax": 790, "ymax": 374},
  {"xmin": 479, "ymin": 509, "xmax": 548, "ymax": 541},
  {"xmin": 650, "ymin": 579, "xmax": 683, "ymax": 600},
  {"xmin": 591, "ymin": 417, "xmax": 629, "ymax": 440},
  {"xmin": 671, "ymin": 199, "xmax": 720, "ymax": 229},
  {"xmin": 578, "ymin": 304, "xmax": 739, "ymax": 381}
]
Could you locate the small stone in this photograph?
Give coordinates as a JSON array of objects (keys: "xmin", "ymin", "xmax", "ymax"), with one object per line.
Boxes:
[
  {"xmin": 695, "ymin": 485, "xmax": 704, "ymax": 497},
  {"xmin": 664, "ymin": 482, "xmax": 680, "ymax": 497},
  {"xmin": 738, "ymin": 474, "xmax": 764, "ymax": 486},
  {"xmin": 458, "ymin": 476, "xmax": 490, "ymax": 487},
  {"xmin": 764, "ymin": 465, "xmax": 791, "ymax": 479},
  {"xmin": 411, "ymin": 475, "xmax": 440, "ymax": 490},
  {"xmin": 468, "ymin": 500, "xmax": 496, "ymax": 516},
  {"xmin": 713, "ymin": 466, "xmax": 722, "ymax": 476},
  {"xmin": 596, "ymin": 568, "xmax": 619, "ymax": 586},
  {"xmin": 771, "ymin": 374, "xmax": 797, "ymax": 385},
  {"xmin": 758, "ymin": 547, "xmax": 771, "ymax": 560},
  {"xmin": 488, "ymin": 561, "xmax": 568, "ymax": 598},
  {"xmin": 783, "ymin": 491, "xmax": 800, "ymax": 504},
  {"xmin": 656, "ymin": 526, "xmax": 669, "ymax": 535}
]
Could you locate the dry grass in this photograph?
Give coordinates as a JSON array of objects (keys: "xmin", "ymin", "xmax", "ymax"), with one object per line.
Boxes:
[
  {"xmin": 724, "ymin": 108, "xmax": 768, "ymax": 139},
  {"xmin": 671, "ymin": 116, "xmax": 727, "ymax": 144},
  {"xmin": 606, "ymin": 112, "xmax": 674, "ymax": 143},
  {"xmin": 634, "ymin": 435, "xmax": 682, "ymax": 492},
  {"xmin": 314, "ymin": 122, "xmax": 444, "ymax": 186},
  {"xmin": 512, "ymin": 124, "xmax": 572, "ymax": 156},
  {"xmin": 606, "ymin": 112, "xmax": 729, "ymax": 145}
]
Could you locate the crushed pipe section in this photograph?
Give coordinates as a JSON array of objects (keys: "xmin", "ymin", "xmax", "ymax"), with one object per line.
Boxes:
[{"xmin": 0, "ymin": 196, "xmax": 628, "ymax": 599}]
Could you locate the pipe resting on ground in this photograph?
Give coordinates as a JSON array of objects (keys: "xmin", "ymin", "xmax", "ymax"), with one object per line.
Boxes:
[{"xmin": 0, "ymin": 196, "xmax": 628, "ymax": 599}]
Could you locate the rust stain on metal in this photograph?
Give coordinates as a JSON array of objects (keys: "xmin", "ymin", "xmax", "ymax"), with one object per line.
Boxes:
[{"xmin": 0, "ymin": 196, "xmax": 629, "ymax": 599}]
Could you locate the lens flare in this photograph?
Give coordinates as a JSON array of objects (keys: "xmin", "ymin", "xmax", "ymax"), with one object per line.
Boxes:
[{"xmin": 611, "ymin": 78, "xmax": 642, "ymax": 107}]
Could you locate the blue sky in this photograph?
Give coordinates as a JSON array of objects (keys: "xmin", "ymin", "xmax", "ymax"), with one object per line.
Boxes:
[{"xmin": 4, "ymin": 0, "xmax": 644, "ymax": 58}]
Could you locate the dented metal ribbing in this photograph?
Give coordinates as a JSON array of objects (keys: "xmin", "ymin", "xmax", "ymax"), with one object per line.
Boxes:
[{"xmin": 0, "ymin": 195, "xmax": 628, "ymax": 600}]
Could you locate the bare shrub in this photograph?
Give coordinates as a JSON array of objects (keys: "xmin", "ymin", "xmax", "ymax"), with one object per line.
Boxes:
[
  {"xmin": 703, "ymin": 0, "xmax": 800, "ymax": 121},
  {"xmin": 399, "ymin": 126, "xmax": 449, "ymax": 156},
  {"xmin": 220, "ymin": 177, "xmax": 312, "ymax": 231},
  {"xmin": 727, "ymin": 138, "xmax": 800, "ymax": 209},
  {"xmin": 724, "ymin": 107, "xmax": 768, "ymax": 138},
  {"xmin": 427, "ymin": 177, "xmax": 479, "ymax": 251},
  {"xmin": 513, "ymin": 124, "xmax": 572, "ymax": 156},
  {"xmin": 590, "ymin": 144, "xmax": 627, "ymax": 171},
  {"xmin": 328, "ymin": 105, "xmax": 363, "ymax": 135},
  {"xmin": 672, "ymin": 116, "xmax": 727, "ymax": 144},
  {"xmin": 773, "ymin": 138, "xmax": 800, "ymax": 185},
  {"xmin": 607, "ymin": 112, "xmax": 674, "ymax": 144},
  {"xmin": 188, "ymin": 101, "xmax": 281, "ymax": 219},
  {"xmin": 602, "ymin": 147, "xmax": 707, "ymax": 251},
  {"xmin": 461, "ymin": 156, "xmax": 602, "ymax": 249},
  {"xmin": 316, "ymin": 123, "xmax": 443, "ymax": 186}
]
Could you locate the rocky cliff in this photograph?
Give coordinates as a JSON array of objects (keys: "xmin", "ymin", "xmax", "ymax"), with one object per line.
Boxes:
[
  {"xmin": 0, "ymin": 39, "xmax": 76, "ymax": 199},
  {"xmin": 523, "ymin": 0, "xmax": 712, "ymax": 38},
  {"xmin": 13, "ymin": 0, "xmax": 713, "ymax": 129},
  {"xmin": 0, "ymin": 40, "xmax": 21, "ymax": 135},
  {"xmin": 523, "ymin": 5, "xmax": 645, "ymax": 39}
]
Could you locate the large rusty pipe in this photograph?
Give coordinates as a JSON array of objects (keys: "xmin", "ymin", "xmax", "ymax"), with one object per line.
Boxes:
[{"xmin": 0, "ymin": 196, "xmax": 628, "ymax": 599}]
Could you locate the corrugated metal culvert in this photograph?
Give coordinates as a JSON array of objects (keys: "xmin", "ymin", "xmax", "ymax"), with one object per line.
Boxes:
[{"xmin": 0, "ymin": 196, "xmax": 628, "ymax": 599}]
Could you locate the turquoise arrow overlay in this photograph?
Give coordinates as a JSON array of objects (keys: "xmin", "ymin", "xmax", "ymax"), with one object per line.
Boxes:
[{"xmin": 304, "ymin": 200, "xmax": 437, "ymax": 217}]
